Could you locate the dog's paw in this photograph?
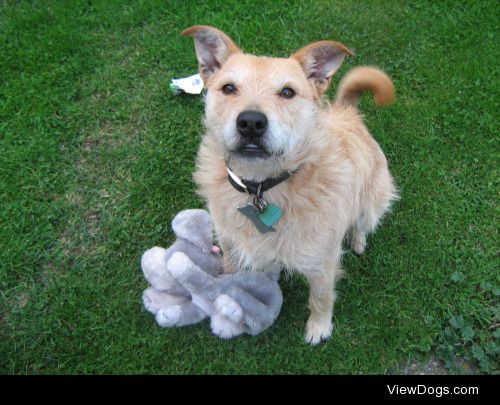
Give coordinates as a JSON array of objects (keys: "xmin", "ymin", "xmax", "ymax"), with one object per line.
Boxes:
[
  {"xmin": 214, "ymin": 294, "xmax": 243, "ymax": 323},
  {"xmin": 304, "ymin": 316, "xmax": 333, "ymax": 345},
  {"xmin": 156, "ymin": 306, "xmax": 182, "ymax": 327},
  {"xmin": 210, "ymin": 314, "xmax": 243, "ymax": 339},
  {"xmin": 350, "ymin": 234, "xmax": 366, "ymax": 255}
]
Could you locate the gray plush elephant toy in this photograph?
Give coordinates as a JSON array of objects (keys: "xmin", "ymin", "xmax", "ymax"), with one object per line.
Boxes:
[{"xmin": 141, "ymin": 209, "xmax": 282, "ymax": 339}]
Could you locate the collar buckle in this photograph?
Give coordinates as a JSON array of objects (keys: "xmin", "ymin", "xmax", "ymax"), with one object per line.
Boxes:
[{"xmin": 226, "ymin": 166, "xmax": 297, "ymax": 196}]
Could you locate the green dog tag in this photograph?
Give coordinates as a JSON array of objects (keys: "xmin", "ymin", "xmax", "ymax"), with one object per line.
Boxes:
[
  {"xmin": 258, "ymin": 203, "xmax": 282, "ymax": 227},
  {"xmin": 238, "ymin": 203, "xmax": 275, "ymax": 233}
]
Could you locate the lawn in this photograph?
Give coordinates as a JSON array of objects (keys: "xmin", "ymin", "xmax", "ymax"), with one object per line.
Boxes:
[{"xmin": 0, "ymin": 0, "xmax": 498, "ymax": 374}]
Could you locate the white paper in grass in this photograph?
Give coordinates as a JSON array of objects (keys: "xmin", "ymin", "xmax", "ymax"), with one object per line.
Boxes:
[{"xmin": 171, "ymin": 73, "xmax": 204, "ymax": 94}]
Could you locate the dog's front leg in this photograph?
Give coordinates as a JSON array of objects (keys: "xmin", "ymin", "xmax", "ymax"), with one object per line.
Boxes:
[
  {"xmin": 219, "ymin": 240, "xmax": 237, "ymax": 274},
  {"xmin": 304, "ymin": 262, "xmax": 339, "ymax": 345}
]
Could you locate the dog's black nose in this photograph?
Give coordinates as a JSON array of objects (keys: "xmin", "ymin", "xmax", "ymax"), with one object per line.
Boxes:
[{"xmin": 236, "ymin": 110, "xmax": 268, "ymax": 139}]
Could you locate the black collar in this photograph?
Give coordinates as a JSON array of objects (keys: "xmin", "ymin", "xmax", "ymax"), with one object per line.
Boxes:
[{"xmin": 227, "ymin": 167, "xmax": 296, "ymax": 197}]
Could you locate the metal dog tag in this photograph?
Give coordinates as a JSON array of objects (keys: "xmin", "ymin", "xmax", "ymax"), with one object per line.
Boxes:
[
  {"xmin": 258, "ymin": 203, "xmax": 282, "ymax": 227},
  {"xmin": 237, "ymin": 204, "xmax": 276, "ymax": 234}
]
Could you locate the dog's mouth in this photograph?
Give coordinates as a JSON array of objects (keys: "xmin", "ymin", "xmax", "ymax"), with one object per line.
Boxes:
[{"xmin": 236, "ymin": 143, "xmax": 269, "ymax": 158}]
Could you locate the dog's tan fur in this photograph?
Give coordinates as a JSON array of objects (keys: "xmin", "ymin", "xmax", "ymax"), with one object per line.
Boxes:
[{"xmin": 182, "ymin": 26, "xmax": 398, "ymax": 344}]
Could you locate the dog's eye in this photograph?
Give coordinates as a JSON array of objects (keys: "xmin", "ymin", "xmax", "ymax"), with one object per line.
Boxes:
[
  {"xmin": 221, "ymin": 84, "xmax": 237, "ymax": 95},
  {"xmin": 279, "ymin": 87, "xmax": 296, "ymax": 99}
]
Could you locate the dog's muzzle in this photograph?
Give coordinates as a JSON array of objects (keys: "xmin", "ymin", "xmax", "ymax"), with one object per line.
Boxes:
[{"xmin": 236, "ymin": 110, "xmax": 269, "ymax": 158}]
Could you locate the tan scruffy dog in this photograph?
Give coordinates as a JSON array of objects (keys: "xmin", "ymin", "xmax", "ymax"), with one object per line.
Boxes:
[{"xmin": 182, "ymin": 25, "xmax": 398, "ymax": 344}]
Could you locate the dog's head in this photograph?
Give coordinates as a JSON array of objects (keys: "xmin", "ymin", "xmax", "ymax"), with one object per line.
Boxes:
[{"xmin": 182, "ymin": 25, "xmax": 353, "ymax": 178}]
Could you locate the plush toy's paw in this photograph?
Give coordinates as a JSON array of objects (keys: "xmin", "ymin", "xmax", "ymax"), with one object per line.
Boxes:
[
  {"xmin": 304, "ymin": 316, "xmax": 333, "ymax": 345},
  {"xmin": 142, "ymin": 247, "xmax": 167, "ymax": 271},
  {"xmin": 142, "ymin": 247, "xmax": 179, "ymax": 291},
  {"xmin": 142, "ymin": 287, "xmax": 161, "ymax": 314},
  {"xmin": 142, "ymin": 287, "xmax": 187, "ymax": 315},
  {"xmin": 156, "ymin": 306, "xmax": 183, "ymax": 327},
  {"xmin": 210, "ymin": 314, "xmax": 243, "ymax": 339},
  {"xmin": 167, "ymin": 252, "xmax": 193, "ymax": 278},
  {"xmin": 214, "ymin": 294, "xmax": 243, "ymax": 324}
]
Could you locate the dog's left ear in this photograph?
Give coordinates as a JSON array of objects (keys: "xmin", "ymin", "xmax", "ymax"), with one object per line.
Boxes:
[
  {"xmin": 292, "ymin": 41, "xmax": 354, "ymax": 95},
  {"xmin": 181, "ymin": 25, "xmax": 241, "ymax": 83}
]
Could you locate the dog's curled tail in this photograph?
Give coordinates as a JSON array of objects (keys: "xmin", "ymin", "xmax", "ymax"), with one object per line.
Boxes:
[{"xmin": 336, "ymin": 66, "xmax": 395, "ymax": 107}]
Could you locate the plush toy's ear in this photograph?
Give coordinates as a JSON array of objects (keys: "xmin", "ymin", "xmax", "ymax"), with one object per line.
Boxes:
[
  {"xmin": 181, "ymin": 25, "xmax": 241, "ymax": 83},
  {"xmin": 172, "ymin": 210, "xmax": 213, "ymax": 252},
  {"xmin": 291, "ymin": 40, "xmax": 354, "ymax": 96}
]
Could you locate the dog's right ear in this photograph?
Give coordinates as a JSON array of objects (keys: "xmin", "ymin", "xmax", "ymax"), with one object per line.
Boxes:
[{"xmin": 181, "ymin": 25, "xmax": 241, "ymax": 83}]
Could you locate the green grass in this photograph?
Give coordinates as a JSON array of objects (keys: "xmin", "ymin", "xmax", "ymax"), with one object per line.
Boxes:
[{"xmin": 1, "ymin": 0, "xmax": 498, "ymax": 374}]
